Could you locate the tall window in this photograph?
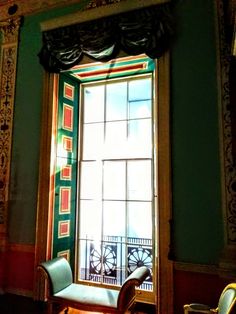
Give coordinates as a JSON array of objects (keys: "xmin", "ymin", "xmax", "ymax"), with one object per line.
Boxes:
[
  {"xmin": 78, "ymin": 74, "xmax": 154, "ymax": 291},
  {"xmin": 36, "ymin": 53, "xmax": 172, "ymax": 311}
]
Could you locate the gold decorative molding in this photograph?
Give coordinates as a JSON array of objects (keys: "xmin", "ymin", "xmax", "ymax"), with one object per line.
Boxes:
[
  {"xmin": 0, "ymin": 17, "xmax": 21, "ymax": 43},
  {"xmin": 0, "ymin": 0, "xmax": 121, "ymax": 21},
  {"xmin": 217, "ymin": 0, "xmax": 236, "ymax": 245},
  {"xmin": 40, "ymin": 0, "xmax": 170, "ymax": 31},
  {"xmin": 228, "ymin": 0, "xmax": 236, "ymax": 56},
  {"xmin": 0, "ymin": 16, "xmax": 21, "ymax": 232},
  {"xmin": 0, "ymin": 0, "xmax": 170, "ymax": 22},
  {"xmin": 216, "ymin": 0, "xmax": 236, "ymax": 274},
  {"xmin": 85, "ymin": 0, "xmax": 122, "ymax": 9},
  {"xmin": 0, "ymin": 0, "xmax": 85, "ymax": 21}
]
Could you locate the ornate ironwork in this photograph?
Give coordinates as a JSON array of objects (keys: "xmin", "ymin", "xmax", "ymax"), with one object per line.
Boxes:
[
  {"xmin": 90, "ymin": 243, "xmax": 117, "ymax": 277},
  {"xmin": 127, "ymin": 247, "xmax": 152, "ymax": 276},
  {"xmin": 80, "ymin": 235, "xmax": 153, "ymax": 290}
]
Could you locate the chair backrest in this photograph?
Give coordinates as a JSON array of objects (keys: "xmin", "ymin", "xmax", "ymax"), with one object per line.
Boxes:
[
  {"xmin": 117, "ymin": 266, "xmax": 151, "ymax": 311},
  {"xmin": 218, "ymin": 283, "xmax": 236, "ymax": 314},
  {"xmin": 39, "ymin": 257, "xmax": 73, "ymax": 295}
]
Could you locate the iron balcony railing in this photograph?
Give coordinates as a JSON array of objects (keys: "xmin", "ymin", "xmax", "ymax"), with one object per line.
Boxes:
[{"xmin": 79, "ymin": 235, "xmax": 153, "ymax": 291}]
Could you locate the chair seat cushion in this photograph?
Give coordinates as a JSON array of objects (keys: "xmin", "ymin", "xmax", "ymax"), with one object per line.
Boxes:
[{"xmin": 54, "ymin": 283, "xmax": 119, "ymax": 308}]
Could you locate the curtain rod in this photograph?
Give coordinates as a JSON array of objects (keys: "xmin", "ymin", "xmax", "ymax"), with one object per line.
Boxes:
[{"xmin": 40, "ymin": 0, "xmax": 170, "ymax": 31}]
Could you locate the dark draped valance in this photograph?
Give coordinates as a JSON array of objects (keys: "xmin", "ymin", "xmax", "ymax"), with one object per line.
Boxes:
[{"xmin": 38, "ymin": 3, "xmax": 173, "ymax": 73}]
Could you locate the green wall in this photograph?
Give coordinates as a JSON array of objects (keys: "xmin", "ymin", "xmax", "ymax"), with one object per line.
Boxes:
[
  {"xmin": 8, "ymin": 0, "xmax": 224, "ymax": 264},
  {"xmin": 171, "ymin": 0, "xmax": 224, "ymax": 264}
]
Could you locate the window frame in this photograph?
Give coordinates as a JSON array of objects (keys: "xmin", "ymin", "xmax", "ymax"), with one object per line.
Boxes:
[
  {"xmin": 75, "ymin": 69, "xmax": 155, "ymax": 301},
  {"xmin": 35, "ymin": 52, "xmax": 172, "ymax": 314}
]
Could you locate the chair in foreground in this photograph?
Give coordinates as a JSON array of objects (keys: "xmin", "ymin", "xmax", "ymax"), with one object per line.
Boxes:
[
  {"xmin": 38, "ymin": 257, "xmax": 151, "ymax": 314},
  {"xmin": 183, "ymin": 283, "xmax": 236, "ymax": 314}
]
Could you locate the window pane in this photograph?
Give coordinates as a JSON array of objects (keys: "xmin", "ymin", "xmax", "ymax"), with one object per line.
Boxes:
[
  {"xmin": 80, "ymin": 161, "xmax": 102, "ymax": 199},
  {"xmin": 129, "ymin": 100, "xmax": 151, "ymax": 119},
  {"xmin": 83, "ymin": 123, "xmax": 104, "ymax": 159},
  {"xmin": 84, "ymin": 85, "xmax": 104, "ymax": 123},
  {"xmin": 79, "ymin": 200, "xmax": 102, "ymax": 239},
  {"xmin": 106, "ymin": 82, "xmax": 127, "ymax": 121},
  {"xmin": 103, "ymin": 201, "xmax": 126, "ymax": 237},
  {"xmin": 128, "ymin": 119, "xmax": 152, "ymax": 157},
  {"xmin": 127, "ymin": 160, "xmax": 152, "ymax": 201},
  {"xmin": 78, "ymin": 71, "xmax": 154, "ymax": 291},
  {"xmin": 103, "ymin": 161, "xmax": 126, "ymax": 200},
  {"xmin": 105, "ymin": 121, "xmax": 127, "ymax": 158},
  {"xmin": 127, "ymin": 202, "xmax": 152, "ymax": 239},
  {"xmin": 129, "ymin": 78, "xmax": 152, "ymax": 101}
]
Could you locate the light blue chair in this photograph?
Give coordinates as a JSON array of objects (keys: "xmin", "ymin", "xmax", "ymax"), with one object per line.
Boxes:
[{"xmin": 38, "ymin": 257, "xmax": 151, "ymax": 314}]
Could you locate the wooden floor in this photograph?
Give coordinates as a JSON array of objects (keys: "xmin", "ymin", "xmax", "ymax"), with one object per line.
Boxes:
[
  {"xmin": 0, "ymin": 294, "xmax": 102, "ymax": 314},
  {"xmin": 0, "ymin": 293, "xmax": 155, "ymax": 314}
]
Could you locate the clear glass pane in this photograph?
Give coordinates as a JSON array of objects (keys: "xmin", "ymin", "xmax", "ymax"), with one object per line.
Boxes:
[
  {"xmin": 78, "ymin": 239, "xmax": 88, "ymax": 280},
  {"xmin": 129, "ymin": 78, "xmax": 152, "ymax": 101},
  {"xmin": 105, "ymin": 121, "xmax": 127, "ymax": 158},
  {"xmin": 106, "ymin": 82, "xmax": 127, "ymax": 121},
  {"xmin": 127, "ymin": 202, "xmax": 152, "ymax": 239},
  {"xmin": 80, "ymin": 161, "xmax": 102, "ymax": 200},
  {"xmin": 128, "ymin": 119, "xmax": 152, "ymax": 157},
  {"xmin": 127, "ymin": 160, "xmax": 152, "ymax": 201},
  {"xmin": 79, "ymin": 72, "xmax": 154, "ymax": 290},
  {"xmin": 84, "ymin": 85, "xmax": 104, "ymax": 123},
  {"xmin": 83, "ymin": 123, "xmax": 104, "ymax": 159},
  {"xmin": 103, "ymin": 201, "xmax": 126, "ymax": 237},
  {"xmin": 129, "ymin": 100, "xmax": 151, "ymax": 119},
  {"xmin": 103, "ymin": 161, "xmax": 126, "ymax": 200},
  {"xmin": 79, "ymin": 200, "xmax": 102, "ymax": 239}
]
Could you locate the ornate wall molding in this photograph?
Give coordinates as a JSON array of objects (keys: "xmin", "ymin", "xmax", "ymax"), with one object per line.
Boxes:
[
  {"xmin": 217, "ymin": 0, "xmax": 236, "ymax": 244},
  {"xmin": 217, "ymin": 0, "xmax": 236, "ymax": 274},
  {"xmin": 0, "ymin": 0, "xmax": 80, "ymax": 21},
  {"xmin": 0, "ymin": 0, "xmax": 121, "ymax": 21},
  {"xmin": 0, "ymin": 17, "xmax": 21, "ymax": 234}
]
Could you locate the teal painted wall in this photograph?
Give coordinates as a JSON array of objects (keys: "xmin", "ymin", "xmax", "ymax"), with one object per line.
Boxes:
[
  {"xmin": 171, "ymin": 0, "xmax": 224, "ymax": 264},
  {"xmin": 8, "ymin": 0, "xmax": 224, "ymax": 264}
]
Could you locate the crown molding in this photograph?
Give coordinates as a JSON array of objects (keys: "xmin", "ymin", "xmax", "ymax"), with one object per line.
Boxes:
[
  {"xmin": 40, "ymin": 0, "xmax": 170, "ymax": 31},
  {"xmin": 0, "ymin": 0, "xmax": 170, "ymax": 25}
]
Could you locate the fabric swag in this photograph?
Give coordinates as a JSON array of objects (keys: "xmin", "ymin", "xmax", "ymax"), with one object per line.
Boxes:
[{"xmin": 38, "ymin": 3, "xmax": 173, "ymax": 73}]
